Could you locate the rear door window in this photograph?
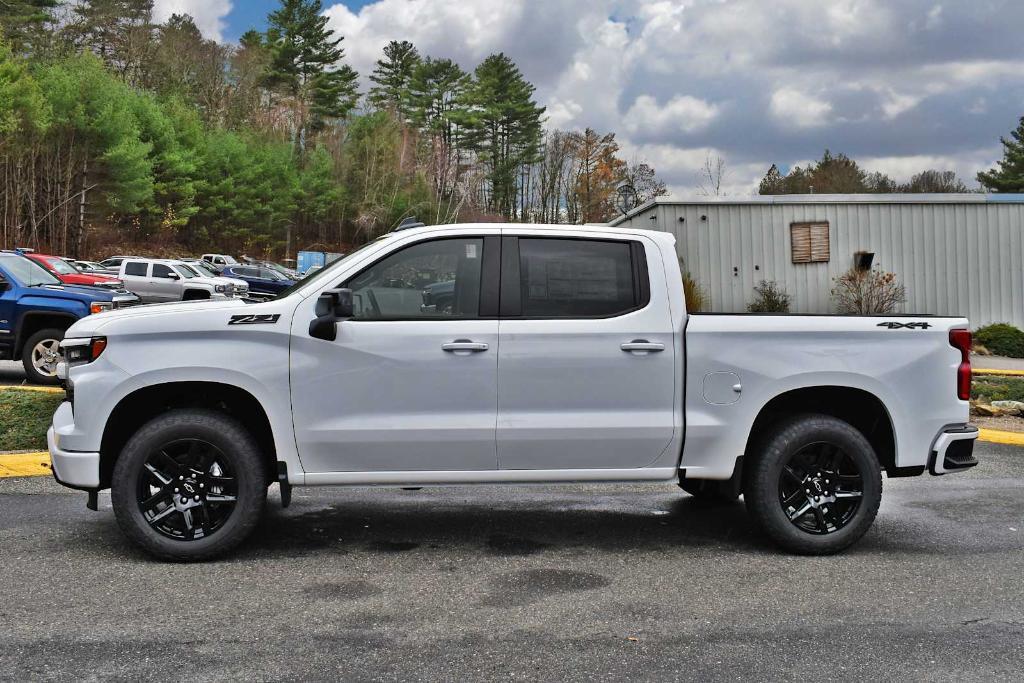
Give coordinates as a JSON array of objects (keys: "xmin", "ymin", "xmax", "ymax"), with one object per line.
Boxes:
[
  {"xmin": 515, "ymin": 238, "xmax": 641, "ymax": 318},
  {"xmin": 124, "ymin": 262, "xmax": 148, "ymax": 277}
]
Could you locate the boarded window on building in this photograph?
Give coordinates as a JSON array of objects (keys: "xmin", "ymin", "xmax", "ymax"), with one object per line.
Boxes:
[{"xmin": 790, "ymin": 222, "xmax": 830, "ymax": 263}]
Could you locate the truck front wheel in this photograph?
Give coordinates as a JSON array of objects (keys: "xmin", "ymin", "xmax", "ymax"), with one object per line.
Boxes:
[
  {"xmin": 111, "ymin": 409, "xmax": 267, "ymax": 561},
  {"xmin": 745, "ymin": 414, "xmax": 882, "ymax": 555},
  {"xmin": 21, "ymin": 327, "xmax": 65, "ymax": 385}
]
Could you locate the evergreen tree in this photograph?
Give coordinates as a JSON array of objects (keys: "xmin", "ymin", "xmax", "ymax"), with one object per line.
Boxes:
[
  {"xmin": 71, "ymin": 0, "xmax": 156, "ymax": 84},
  {"xmin": 459, "ymin": 53, "xmax": 544, "ymax": 218},
  {"xmin": 367, "ymin": 40, "xmax": 420, "ymax": 118},
  {"xmin": 977, "ymin": 116, "xmax": 1024, "ymax": 192},
  {"xmin": 0, "ymin": 0, "xmax": 59, "ymax": 55},
  {"xmin": 264, "ymin": 0, "xmax": 358, "ymax": 148},
  {"xmin": 758, "ymin": 164, "xmax": 783, "ymax": 194}
]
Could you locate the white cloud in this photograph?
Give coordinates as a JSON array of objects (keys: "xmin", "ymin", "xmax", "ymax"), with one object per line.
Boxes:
[
  {"xmin": 625, "ymin": 95, "xmax": 720, "ymax": 135},
  {"xmin": 153, "ymin": 0, "xmax": 233, "ymax": 42},
  {"xmin": 769, "ymin": 87, "xmax": 833, "ymax": 128}
]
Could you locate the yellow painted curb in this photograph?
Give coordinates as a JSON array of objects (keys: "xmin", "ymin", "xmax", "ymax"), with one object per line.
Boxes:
[
  {"xmin": 978, "ymin": 428, "xmax": 1024, "ymax": 446},
  {"xmin": 973, "ymin": 368, "xmax": 1024, "ymax": 377},
  {"xmin": 0, "ymin": 452, "xmax": 52, "ymax": 478},
  {"xmin": 0, "ymin": 385, "xmax": 64, "ymax": 394}
]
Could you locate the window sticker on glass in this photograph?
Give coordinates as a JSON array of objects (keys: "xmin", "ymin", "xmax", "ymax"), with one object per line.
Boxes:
[{"xmin": 465, "ymin": 243, "xmax": 477, "ymax": 259}]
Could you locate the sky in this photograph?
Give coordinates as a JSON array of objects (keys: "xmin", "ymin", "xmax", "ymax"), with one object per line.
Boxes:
[{"xmin": 152, "ymin": 0, "xmax": 1024, "ymax": 196}]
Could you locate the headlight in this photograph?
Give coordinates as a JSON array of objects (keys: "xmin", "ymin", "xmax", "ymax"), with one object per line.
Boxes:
[
  {"xmin": 89, "ymin": 301, "xmax": 113, "ymax": 314},
  {"xmin": 215, "ymin": 284, "xmax": 227, "ymax": 293},
  {"xmin": 62, "ymin": 337, "xmax": 107, "ymax": 366}
]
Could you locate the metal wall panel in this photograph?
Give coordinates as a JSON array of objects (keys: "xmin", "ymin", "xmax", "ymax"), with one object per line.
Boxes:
[{"xmin": 619, "ymin": 201, "xmax": 1024, "ymax": 328}]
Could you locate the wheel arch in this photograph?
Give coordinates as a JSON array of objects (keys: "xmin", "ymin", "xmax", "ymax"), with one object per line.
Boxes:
[
  {"xmin": 744, "ymin": 386, "xmax": 897, "ymax": 474},
  {"xmin": 14, "ymin": 311, "xmax": 77, "ymax": 356},
  {"xmin": 99, "ymin": 381, "xmax": 278, "ymax": 489}
]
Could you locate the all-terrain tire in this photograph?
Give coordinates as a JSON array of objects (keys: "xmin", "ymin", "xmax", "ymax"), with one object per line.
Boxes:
[
  {"xmin": 111, "ymin": 409, "xmax": 267, "ymax": 561},
  {"xmin": 745, "ymin": 413, "xmax": 882, "ymax": 555}
]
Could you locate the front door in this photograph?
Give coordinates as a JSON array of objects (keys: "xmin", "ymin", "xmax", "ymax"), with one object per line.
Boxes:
[
  {"xmin": 290, "ymin": 235, "xmax": 499, "ymax": 473},
  {"xmin": 496, "ymin": 235, "xmax": 677, "ymax": 470}
]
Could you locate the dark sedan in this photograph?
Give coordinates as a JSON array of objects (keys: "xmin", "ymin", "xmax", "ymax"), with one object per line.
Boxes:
[{"xmin": 221, "ymin": 265, "xmax": 296, "ymax": 298}]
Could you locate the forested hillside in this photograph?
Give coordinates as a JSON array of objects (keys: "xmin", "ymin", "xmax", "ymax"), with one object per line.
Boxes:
[{"xmin": 0, "ymin": 0, "xmax": 667, "ymax": 259}]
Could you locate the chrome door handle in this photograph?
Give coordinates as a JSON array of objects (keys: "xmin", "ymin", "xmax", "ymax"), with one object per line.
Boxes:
[
  {"xmin": 621, "ymin": 340, "xmax": 665, "ymax": 352},
  {"xmin": 442, "ymin": 340, "xmax": 489, "ymax": 352}
]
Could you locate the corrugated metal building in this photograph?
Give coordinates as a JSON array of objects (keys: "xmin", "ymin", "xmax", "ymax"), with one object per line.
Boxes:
[{"xmin": 608, "ymin": 194, "xmax": 1024, "ymax": 328}]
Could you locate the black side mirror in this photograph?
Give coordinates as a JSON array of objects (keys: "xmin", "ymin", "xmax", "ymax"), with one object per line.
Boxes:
[{"xmin": 309, "ymin": 288, "xmax": 353, "ymax": 341}]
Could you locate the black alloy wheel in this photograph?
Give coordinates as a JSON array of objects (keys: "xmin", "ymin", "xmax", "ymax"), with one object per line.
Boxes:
[
  {"xmin": 778, "ymin": 442, "xmax": 864, "ymax": 534},
  {"xmin": 137, "ymin": 439, "xmax": 238, "ymax": 541}
]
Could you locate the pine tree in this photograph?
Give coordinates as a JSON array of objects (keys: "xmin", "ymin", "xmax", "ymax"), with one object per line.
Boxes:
[
  {"xmin": 459, "ymin": 53, "xmax": 544, "ymax": 219},
  {"xmin": 367, "ymin": 40, "xmax": 420, "ymax": 118},
  {"xmin": 758, "ymin": 164, "xmax": 783, "ymax": 194},
  {"xmin": 977, "ymin": 116, "xmax": 1024, "ymax": 192},
  {"xmin": 265, "ymin": 0, "xmax": 358, "ymax": 149},
  {"xmin": 0, "ymin": 0, "xmax": 59, "ymax": 55}
]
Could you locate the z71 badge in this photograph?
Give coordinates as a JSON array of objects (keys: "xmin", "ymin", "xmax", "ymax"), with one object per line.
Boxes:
[
  {"xmin": 876, "ymin": 321, "xmax": 931, "ymax": 330},
  {"xmin": 229, "ymin": 314, "xmax": 281, "ymax": 325}
]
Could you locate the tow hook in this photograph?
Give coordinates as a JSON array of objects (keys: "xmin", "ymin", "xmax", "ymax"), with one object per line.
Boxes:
[
  {"xmin": 86, "ymin": 490, "xmax": 98, "ymax": 511},
  {"xmin": 277, "ymin": 462, "xmax": 292, "ymax": 508}
]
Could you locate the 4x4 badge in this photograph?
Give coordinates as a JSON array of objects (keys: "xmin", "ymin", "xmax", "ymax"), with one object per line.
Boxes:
[
  {"xmin": 876, "ymin": 321, "xmax": 931, "ymax": 330},
  {"xmin": 229, "ymin": 314, "xmax": 281, "ymax": 325}
]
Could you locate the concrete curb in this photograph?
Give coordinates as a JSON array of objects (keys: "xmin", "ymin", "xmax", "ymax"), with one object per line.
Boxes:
[
  {"xmin": 973, "ymin": 368, "xmax": 1024, "ymax": 377},
  {"xmin": 0, "ymin": 385, "xmax": 64, "ymax": 394}
]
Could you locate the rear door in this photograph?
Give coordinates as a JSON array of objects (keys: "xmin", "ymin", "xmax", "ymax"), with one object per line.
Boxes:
[
  {"xmin": 496, "ymin": 233, "xmax": 676, "ymax": 470},
  {"xmin": 121, "ymin": 261, "xmax": 155, "ymax": 301},
  {"xmin": 150, "ymin": 263, "xmax": 181, "ymax": 301}
]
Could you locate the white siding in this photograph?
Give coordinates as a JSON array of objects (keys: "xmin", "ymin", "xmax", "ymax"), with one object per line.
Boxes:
[{"xmin": 618, "ymin": 200, "xmax": 1024, "ymax": 328}]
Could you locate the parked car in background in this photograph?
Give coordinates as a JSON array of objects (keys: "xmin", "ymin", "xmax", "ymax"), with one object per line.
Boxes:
[
  {"xmin": 200, "ymin": 253, "xmax": 238, "ymax": 273},
  {"xmin": 69, "ymin": 260, "xmax": 107, "ymax": 275},
  {"xmin": 0, "ymin": 251, "xmax": 138, "ymax": 384},
  {"xmin": 25, "ymin": 252, "xmax": 125, "ymax": 290},
  {"xmin": 117, "ymin": 258, "xmax": 239, "ymax": 302},
  {"xmin": 177, "ymin": 261, "xmax": 249, "ymax": 298},
  {"xmin": 97, "ymin": 256, "xmax": 140, "ymax": 275},
  {"xmin": 221, "ymin": 264, "xmax": 295, "ymax": 299},
  {"xmin": 241, "ymin": 257, "xmax": 300, "ymax": 281}
]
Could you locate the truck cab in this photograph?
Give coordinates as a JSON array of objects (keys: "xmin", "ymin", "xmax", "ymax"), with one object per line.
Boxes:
[{"xmin": 0, "ymin": 251, "xmax": 138, "ymax": 384}]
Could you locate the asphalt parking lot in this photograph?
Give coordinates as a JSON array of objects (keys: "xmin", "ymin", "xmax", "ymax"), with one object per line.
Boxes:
[
  {"xmin": 0, "ymin": 360, "xmax": 27, "ymax": 386},
  {"xmin": 2, "ymin": 442, "xmax": 1022, "ymax": 681}
]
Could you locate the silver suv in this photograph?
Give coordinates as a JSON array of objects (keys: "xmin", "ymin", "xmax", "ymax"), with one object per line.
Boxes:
[{"xmin": 118, "ymin": 258, "xmax": 238, "ymax": 302}]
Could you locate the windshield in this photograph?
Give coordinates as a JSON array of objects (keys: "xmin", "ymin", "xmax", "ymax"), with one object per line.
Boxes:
[
  {"xmin": 190, "ymin": 262, "xmax": 218, "ymax": 277},
  {"xmin": 0, "ymin": 253, "xmax": 61, "ymax": 286},
  {"xmin": 173, "ymin": 264, "xmax": 198, "ymax": 279},
  {"xmin": 46, "ymin": 258, "xmax": 78, "ymax": 275},
  {"xmin": 274, "ymin": 239, "xmax": 382, "ymax": 299}
]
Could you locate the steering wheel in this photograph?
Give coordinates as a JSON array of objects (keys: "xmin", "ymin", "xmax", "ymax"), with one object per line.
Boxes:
[{"xmin": 367, "ymin": 288, "xmax": 382, "ymax": 318}]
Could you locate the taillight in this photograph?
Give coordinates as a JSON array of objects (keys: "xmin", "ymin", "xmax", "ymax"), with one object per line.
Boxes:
[{"xmin": 949, "ymin": 329, "xmax": 971, "ymax": 401}]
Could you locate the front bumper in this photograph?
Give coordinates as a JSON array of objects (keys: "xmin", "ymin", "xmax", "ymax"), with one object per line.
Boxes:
[
  {"xmin": 48, "ymin": 402, "xmax": 101, "ymax": 489},
  {"xmin": 929, "ymin": 425, "xmax": 979, "ymax": 475}
]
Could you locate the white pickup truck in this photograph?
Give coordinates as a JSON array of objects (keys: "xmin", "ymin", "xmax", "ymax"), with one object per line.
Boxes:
[{"xmin": 48, "ymin": 223, "xmax": 978, "ymax": 561}]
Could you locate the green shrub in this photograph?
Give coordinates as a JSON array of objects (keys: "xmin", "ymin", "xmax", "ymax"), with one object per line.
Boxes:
[
  {"xmin": 747, "ymin": 280, "xmax": 791, "ymax": 313},
  {"xmin": 975, "ymin": 323, "xmax": 1024, "ymax": 358},
  {"xmin": 972, "ymin": 375, "xmax": 1024, "ymax": 403}
]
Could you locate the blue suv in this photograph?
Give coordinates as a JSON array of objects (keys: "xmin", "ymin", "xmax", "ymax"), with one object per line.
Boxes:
[
  {"xmin": 221, "ymin": 265, "xmax": 296, "ymax": 299},
  {"xmin": 0, "ymin": 251, "xmax": 139, "ymax": 384}
]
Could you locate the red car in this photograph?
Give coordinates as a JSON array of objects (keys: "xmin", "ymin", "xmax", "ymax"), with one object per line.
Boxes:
[{"xmin": 25, "ymin": 252, "xmax": 124, "ymax": 289}]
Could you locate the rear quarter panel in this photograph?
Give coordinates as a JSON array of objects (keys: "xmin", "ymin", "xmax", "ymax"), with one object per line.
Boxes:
[{"xmin": 682, "ymin": 315, "xmax": 970, "ymax": 479}]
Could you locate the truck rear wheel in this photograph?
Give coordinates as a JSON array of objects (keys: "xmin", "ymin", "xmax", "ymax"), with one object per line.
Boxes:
[
  {"xmin": 111, "ymin": 409, "xmax": 267, "ymax": 561},
  {"xmin": 21, "ymin": 327, "xmax": 65, "ymax": 385},
  {"xmin": 745, "ymin": 414, "xmax": 882, "ymax": 555}
]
